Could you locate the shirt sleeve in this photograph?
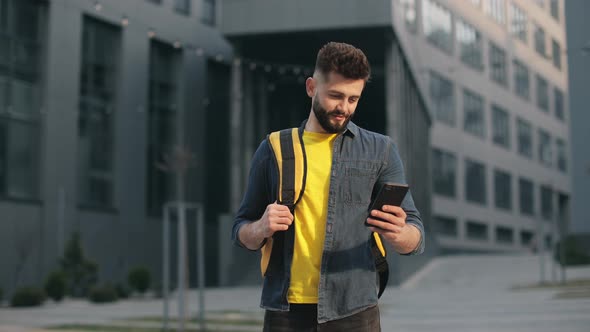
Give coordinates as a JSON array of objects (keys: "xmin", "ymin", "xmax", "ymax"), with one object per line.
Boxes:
[
  {"xmin": 376, "ymin": 138, "xmax": 425, "ymax": 256},
  {"xmin": 232, "ymin": 139, "xmax": 275, "ymax": 251}
]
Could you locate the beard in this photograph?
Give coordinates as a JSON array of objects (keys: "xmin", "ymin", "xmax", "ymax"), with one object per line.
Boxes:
[{"xmin": 312, "ymin": 97, "xmax": 353, "ymax": 133}]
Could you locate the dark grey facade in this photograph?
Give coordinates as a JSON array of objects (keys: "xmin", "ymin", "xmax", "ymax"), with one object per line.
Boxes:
[
  {"xmin": 0, "ymin": 0, "xmax": 433, "ymax": 297},
  {"xmin": 565, "ymin": 0, "xmax": 590, "ymax": 234}
]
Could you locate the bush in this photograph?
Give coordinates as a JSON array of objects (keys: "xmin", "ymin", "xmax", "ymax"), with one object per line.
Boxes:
[
  {"xmin": 115, "ymin": 283, "xmax": 130, "ymax": 299},
  {"xmin": 0, "ymin": 287, "xmax": 3, "ymax": 303},
  {"xmin": 11, "ymin": 287, "xmax": 46, "ymax": 307},
  {"xmin": 60, "ymin": 232, "xmax": 98, "ymax": 297},
  {"xmin": 45, "ymin": 271, "xmax": 66, "ymax": 302},
  {"xmin": 128, "ymin": 266, "xmax": 151, "ymax": 294},
  {"xmin": 88, "ymin": 284, "xmax": 118, "ymax": 303},
  {"xmin": 554, "ymin": 236, "xmax": 590, "ymax": 266}
]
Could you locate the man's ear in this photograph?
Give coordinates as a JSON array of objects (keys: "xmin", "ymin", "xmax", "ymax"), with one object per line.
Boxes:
[{"xmin": 305, "ymin": 77, "xmax": 315, "ymax": 98}]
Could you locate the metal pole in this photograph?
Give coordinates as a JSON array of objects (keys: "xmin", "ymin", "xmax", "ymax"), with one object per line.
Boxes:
[
  {"xmin": 163, "ymin": 204, "xmax": 170, "ymax": 331},
  {"xmin": 197, "ymin": 205, "xmax": 206, "ymax": 331},
  {"xmin": 177, "ymin": 202, "xmax": 186, "ymax": 332},
  {"xmin": 537, "ymin": 211, "xmax": 545, "ymax": 284}
]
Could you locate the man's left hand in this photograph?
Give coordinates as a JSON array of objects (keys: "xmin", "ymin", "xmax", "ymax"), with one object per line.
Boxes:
[{"xmin": 366, "ymin": 205, "xmax": 421, "ymax": 254}]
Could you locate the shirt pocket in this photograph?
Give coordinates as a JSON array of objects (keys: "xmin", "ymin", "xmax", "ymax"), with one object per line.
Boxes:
[{"xmin": 341, "ymin": 161, "xmax": 379, "ymax": 206}]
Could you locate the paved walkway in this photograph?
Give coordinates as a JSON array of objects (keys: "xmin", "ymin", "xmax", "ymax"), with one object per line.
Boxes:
[{"xmin": 1, "ymin": 253, "xmax": 589, "ymax": 332}]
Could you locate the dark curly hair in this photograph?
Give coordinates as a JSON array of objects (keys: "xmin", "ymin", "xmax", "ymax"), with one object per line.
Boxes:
[{"xmin": 314, "ymin": 42, "xmax": 371, "ymax": 81}]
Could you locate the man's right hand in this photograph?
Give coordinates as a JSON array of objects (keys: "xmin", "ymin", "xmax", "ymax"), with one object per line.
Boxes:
[
  {"xmin": 238, "ymin": 202, "xmax": 294, "ymax": 250},
  {"xmin": 256, "ymin": 202, "xmax": 294, "ymax": 238}
]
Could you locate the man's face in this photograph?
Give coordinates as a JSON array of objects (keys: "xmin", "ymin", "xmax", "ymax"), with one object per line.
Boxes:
[{"xmin": 307, "ymin": 72, "xmax": 365, "ymax": 133}]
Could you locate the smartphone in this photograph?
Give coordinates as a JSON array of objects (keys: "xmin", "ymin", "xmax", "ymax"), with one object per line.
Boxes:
[{"xmin": 365, "ymin": 183, "xmax": 409, "ymax": 226}]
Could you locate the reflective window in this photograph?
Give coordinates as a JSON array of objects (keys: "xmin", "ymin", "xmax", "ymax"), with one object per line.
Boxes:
[
  {"xmin": 432, "ymin": 148, "xmax": 456, "ymax": 197},
  {"xmin": 147, "ymin": 40, "xmax": 181, "ymax": 215},
  {"xmin": 516, "ymin": 117, "xmax": 533, "ymax": 159},
  {"xmin": 510, "ymin": 3, "xmax": 527, "ymax": 43},
  {"xmin": 552, "ymin": 39, "xmax": 561, "ymax": 69},
  {"xmin": 494, "ymin": 169, "xmax": 512, "ymax": 210},
  {"xmin": 423, "ymin": 0, "xmax": 453, "ymax": 54},
  {"xmin": 0, "ymin": 0, "xmax": 44, "ymax": 200},
  {"xmin": 554, "ymin": 88, "xmax": 565, "ymax": 121},
  {"xmin": 519, "ymin": 177, "xmax": 534, "ymax": 216},
  {"xmin": 174, "ymin": 0, "xmax": 190, "ymax": 15},
  {"xmin": 484, "ymin": 0, "xmax": 505, "ymax": 25},
  {"xmin": 492, "ymin": 104, "xmax": 510, "ymax": 149},
  {"xmin": 463, "ymin": 89, "xmax": 485, "ymax": 138},
  {"xmin": 550, "ymin": 0, "xmax": 559, "ymax": 21},
  {"xmin": 400, "ymin": 0, "xmax": 417, "ymax": 33},
  {"xmin": 435, "ymin": 215, "xmax": 458, "ymax": 237},
  {"xmin": 520, "ymin": 230, "xmax": 534, "ymax": 246},
  {"xmin": 556, "ymin": 138, "xmax": 567, "ymax": 173},
  {"xmin": 541, "ymin": 185, "xmax": 553, "ymax": 221},
  {"xmin": 534, "ymin": 23, "xmax": 546, "ymax": 57},
  {"xmin": 513, "ymin": 59, "xmax": 529, "ymax": 99},
  {"xmin": 466, "ymin": 221, "xmax": 488, "ymax": 241},
  {"xmin": 538, "ymin": 128, "xmax": 552, "ymax": 167},
  {"xmin": 429, "ymin": 70, "xmax": 455, "ymax": 126},
  {"xmin": 457, "ymin": 19, "xmax": 483, "ymax": 70},
  {"xmin": 465, "ymin": 158, "xmax": 486, "ymax": 205},
  {"xmin": 78, "ymin": 16, "xmax": 120, "ymax": 208},
  {"xmin": 489, "ymin": 43, "xmax": 508, "ymax": 87},
  {"xmin": 536, "ymin": 75, "xmax": 549, "ymax": 112},
  {"xmin": 202, "ymin": 0, "xmax": 216, "ymax": 26},
  {"xmin": 496, "ymin": 226, "xmax": 513, "ymax": 244}
]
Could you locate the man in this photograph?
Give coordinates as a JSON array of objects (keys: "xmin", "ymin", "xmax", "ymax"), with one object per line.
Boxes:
[{"xmin": 232, "ymin": 42, "xmax": 424, "ymax": 331}]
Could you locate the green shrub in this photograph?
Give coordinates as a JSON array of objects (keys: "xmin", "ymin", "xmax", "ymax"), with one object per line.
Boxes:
[
  {"xmin": 0, "ymin": 287, "xmax": 3, "ymax": 303},
  {"xmin": 11, "ymin": 287, "xmax": 46, "ymax": 307},
  {"xmin": 88, "ymin": 284, "xmax": 118, "ymax": 303},
  {"xmin": 128, "ymin": 266, "xmax": 151, "ymax": 294},
  {"xmin": 115, "ymin": 283, "xmax": 130, "ymax": 299},
  {"xmin": 554, "ymin": 237, "xmax": 590, "ymax": 266},
  {"xmin": 60, "ymin": 232, "xmax": 98, "ymax": 297},
  {"xmin": 45, "ymin": 271, "xmax": 66, "ymax": 302}
]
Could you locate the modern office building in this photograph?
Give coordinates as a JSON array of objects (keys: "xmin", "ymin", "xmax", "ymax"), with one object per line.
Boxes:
[
  {"xmin": 1, "ymin": 0, "xmax": 435, "ymax": 297},
  {"xmin": 393, "ymin": 0, "xmax": 571, "ymax": 253},
  {"xmin": 565, "ymin": 0, "xmax": 590, "ymax": 235}
]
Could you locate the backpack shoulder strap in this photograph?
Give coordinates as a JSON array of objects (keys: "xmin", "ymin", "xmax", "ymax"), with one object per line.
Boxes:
[{"xmin": 260, "ymin": 128, "xmax": 306, "ymax": 276}]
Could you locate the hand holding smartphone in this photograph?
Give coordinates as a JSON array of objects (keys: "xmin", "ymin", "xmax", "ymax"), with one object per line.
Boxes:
[{"xmin": 365, "ymin": 183, "xmax": 409, "ymax": 227}]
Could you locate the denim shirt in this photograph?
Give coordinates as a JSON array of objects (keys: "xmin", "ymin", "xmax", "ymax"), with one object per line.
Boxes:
[{"xmin": 232, "ymin": 121, "xmax": 425, "ymax": 323}]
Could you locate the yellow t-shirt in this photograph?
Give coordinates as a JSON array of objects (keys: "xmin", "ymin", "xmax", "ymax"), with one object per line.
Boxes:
[{"xmin": 287, "ymin": 130, "xmax": 337, "ymax": 303}]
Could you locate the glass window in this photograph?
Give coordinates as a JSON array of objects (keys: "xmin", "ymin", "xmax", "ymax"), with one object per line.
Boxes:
[
  {"xmin": 423, "ymin": 0, "xmax": 453, "ymax": 54},
  {"xmin": 432, "ymin": 148, "xmax": 456, "ymax": 197},
  {"xmin": 174, "ymin": 0, "xmax": 191, "ymax": 15},
  {"xmin": 538, "ymin": 128, "xmax": 552, "ymax": 167},
  {"xmin": 429, "ymin": 71, "xmax": 455, "ymax": 126},
  {"xmin": 78, "ymin": 17, "xmax": 120, "ymax": 208},
  {"xmin": 147, "ymin": 40, "xmax": 181, "ymax": 215},
  {"xmin": 0, "ymin": 0, "xmax": 44, "ymax": 200},
  {"xmin": 400, "ymin": 0, "xmax": 417, "ymax": 33},
  {"xmin": 466, "ymin": 221, "xmax": 488, "ymax": 241},
  {"xmin": 516, "ymin": 117, "xmax": 533, "ymax": 158},
  {"xmin": 145, "ymin": 0, "xmax": 162, "ymax": 4},
  {"xmin": 550, "ymin": 0, "xmax": 559, "ymax": 21},
  {"xmin": 496, "ymin": 226, "xmax": 513, "ymax": 244},
  {"xmin": 534, "ymin": 0, "xmax": 545, "ymax": 8},
  {"xmin": 489, "ymin": 43, "xmax": 508, "ymax": 87},
  {"xmin": 520, "ymin": 230, "xmax": 534, "ymax": 246},
  {"xmin": 554, "ymin": 88, "xmax": 565, "ymax": 121},
  {"xmin": 541, "ymin": 185, "xmax": 553, "ymax": 221},
  {"xmin": 457, "ymin": 19, "xmax": 483, "ymax": 70},
  {"xmin": 510, "ymin": 3, "xmax": 527, "ymax": 43},
  {"xmin": 519, "ymin": 177, "xmax": 534, "ymax": 216},
  {"xmin": 513, "ymin": 59, "xmax": 529, "ymax": 99},
  {"xmin": 534, "ymin": 23, "xmax": 546, "ymax": 57},
  {"xmin": 202, "ymin": 0, "xmax": 216, "ymax": 25},
  {"xmin": 463, "ymin": 89, "xmax": 485, "ymax": 138},
  {"xmin": 465, "ymin": 158, "xmax": 486, "ymax": 205},
  {"xmin": 536, "ymin": 75, "xmax": 549, "ymax": 112},
  {"xmin": 492, "ymin": 104, "xmax": 510, "ymax": 149},
  {"xmin": 469, "ymin": 0, "xmax": 481, "ymax": 6},
  {"xmin": 494, "ymin": 169, "xmax": 512, "ymax": 210},
  {"xmin": 435, "ymin": 215, "xmax": 458, "ymax": 237},
  {"xmin": 484, "ymin": 0, "xmax": 506, "ymax": 25},
  {"xmin": 552, "ymin": 39, "xmax": 561, "ymax": 69},
  {"xmin": 556, "ymin": 138, "xmax": 567, "ymax": 173}
]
